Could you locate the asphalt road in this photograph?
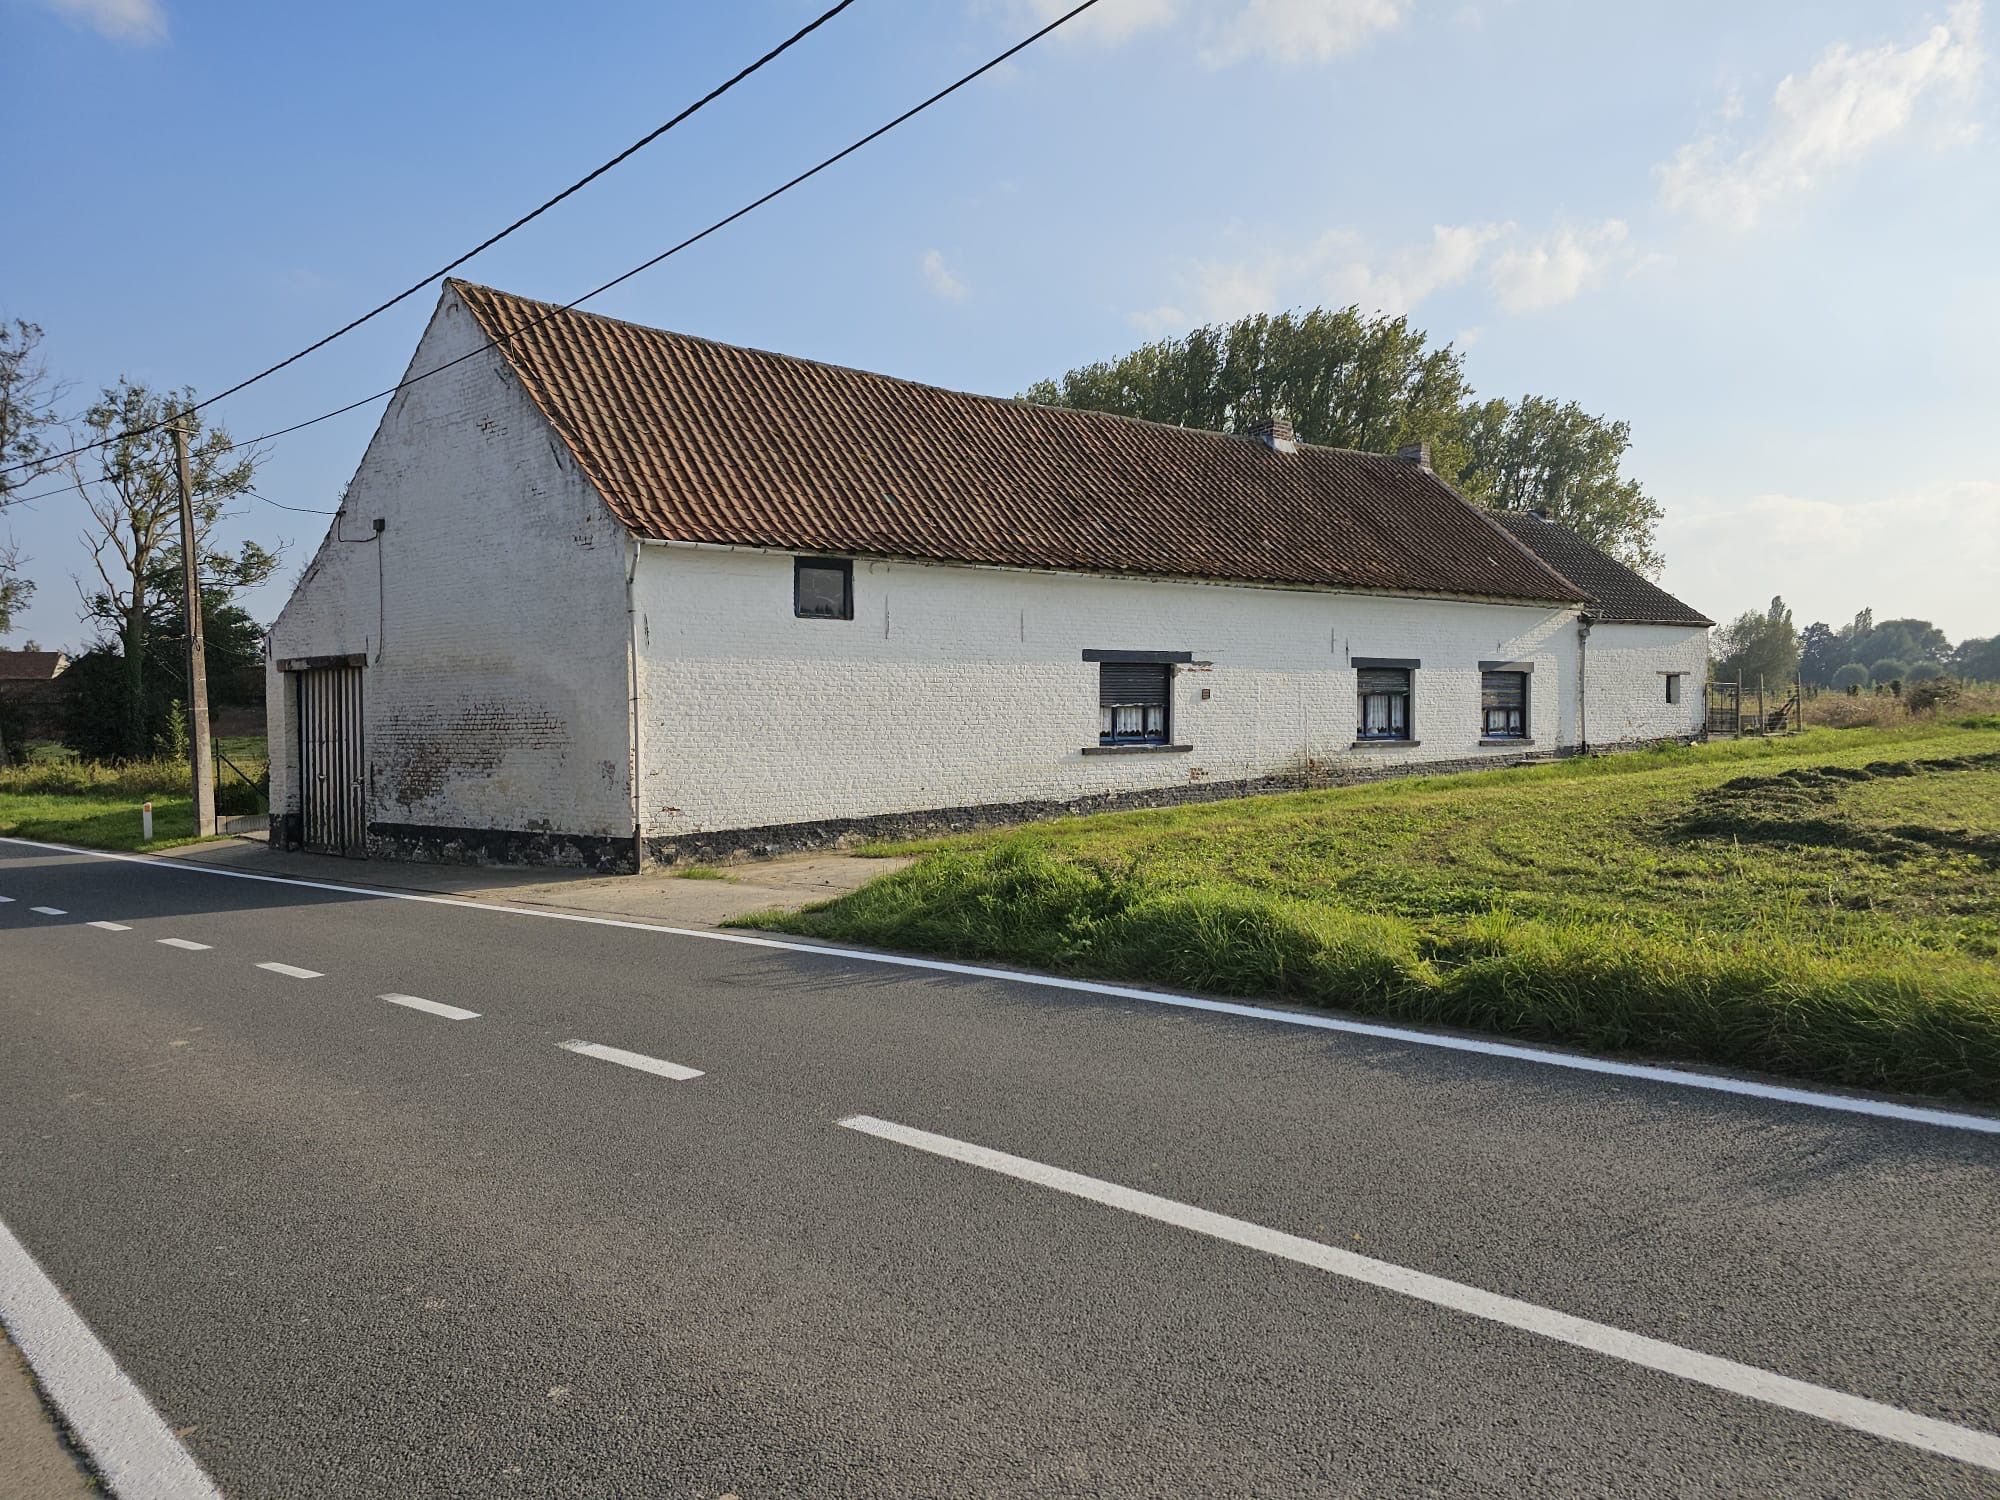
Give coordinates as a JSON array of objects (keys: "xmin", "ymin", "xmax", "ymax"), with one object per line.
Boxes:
[{"xmin": 1, "ymin": 838, "xmax": 1996, "ymax": 1498}]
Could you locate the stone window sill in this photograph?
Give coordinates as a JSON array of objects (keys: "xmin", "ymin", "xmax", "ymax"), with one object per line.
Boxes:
[
  {"xmin": 1479, "ymin": 738, "xmax": 1535, "ymax": 747},
  {"xmin": 1083, "ymin": 743, "xmax": 1195, "ymax": 756},
  {"xmin": 1351, "ymin": 739, "xmax": 1422, "ymax": 748}
]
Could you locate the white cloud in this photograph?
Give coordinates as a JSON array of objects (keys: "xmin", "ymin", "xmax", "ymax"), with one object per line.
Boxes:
[
  {"xmin": 920, "ymin": 249, "xmax": 969, "ymax": 302},
  {"xmin": 1658, "ymin": 2, "xmax": 1985, "ymax": 229},
  {"xmin": 1004, "ymin": 0, "xmax": 1408, "ymax": 64},
  {"xmin": 1486, "ymin": 219, "xmax": 1630, "ymax": 313},
  {"xmin": 1200, "ymin": 0, "xmax": 1412, "ymax": 65},
  {"xmin": 1664, "ymin": 480, "xmax": 2000, "ymax": 641},
  {"xmin": 1136, "ymin": 221, "xmax": 1506, "ymax": 331},
  {"xmin": 33, "ymin": 0, "xmax": 165, "ymax": 42},
  {"xmin": 1010, "ymin": 0, "xmax": 1178, "ymax": 47}
]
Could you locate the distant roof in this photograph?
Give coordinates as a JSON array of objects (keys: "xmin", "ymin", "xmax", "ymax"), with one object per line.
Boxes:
[
  {"xmin": 450, "ymin": 281, "xmax": 1589, "ymax": 608},
  {"xmin": 1490, "ymin": 513, "xmax": 1711, "ymax": 627},
  {"xmin": 0, "ymin": 649, "xmax": 68, "ymax": 681}
]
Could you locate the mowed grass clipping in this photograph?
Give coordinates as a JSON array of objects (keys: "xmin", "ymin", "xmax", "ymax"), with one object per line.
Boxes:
[{"xmin": 742, "ymin": 725, "xmax": 2000, "ymax": 1104}]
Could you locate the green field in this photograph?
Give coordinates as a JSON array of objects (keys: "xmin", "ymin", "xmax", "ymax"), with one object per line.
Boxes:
[
  {"xmin": 0, "ymin": 737, "xmax": 268, "ymax": 851},
  {"xmin": 744, "ymin": 724, "xmax": 2000, "ymax": 1104}
]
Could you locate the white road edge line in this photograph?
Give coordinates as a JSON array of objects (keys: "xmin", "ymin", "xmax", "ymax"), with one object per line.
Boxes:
[
  {"xmin": 87, "ymin": 921, "xmax": 132, "ymax": 932},
  {"xmin": 29, "ymin": 905, "xmax": 67, "ymax": 916},
  {"xmin": 155, "ymin": 938, "xmax": 210, "ymax": 952},
  {"xmin": 254, "ymin": 962, "xmax": 323, "ymax": 980},
  {"xmin": 3, "ymin": 836, "xmax": 1993, "ymax": 1137},
  {"xmin": 558, "ymin": 1040, "xmax": 703, "ymax": 1082},
  {"xmin": 381, "ymin": 993, "xmax": 480, "ymax": 1022},
  {"xmin": 839, "ymin": 1113, "xmax": 2000, "ymax": 1474},
  {"xmin": 0, "ymin": 1214, "xmax": 222, "ymax": 1499}
]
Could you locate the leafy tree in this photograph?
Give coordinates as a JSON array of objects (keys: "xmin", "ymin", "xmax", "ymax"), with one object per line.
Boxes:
[
  {"xmin": 1870, "ymin": 658, "xmax": 1909, "ymax": 687},
  {"xmin": 0, "ymin": 317, "xmax": 67, "ymax": 635},
  {"xmin": 67, "ymin": 379, "xmax": 271, "ymax": 757},
  {"xmin": 1847, "ymin": 617, "xmax": 1948, "ymax": 670},
  {"xmin": 1830, "ymin": 662, "xmax": 1870, "ymax": 692},
  {"xmin": 1026, "ymin": 305, "xmax": 1664, "ymax": 574},
  {"xmin": 1797, "ymin": 621, "xmax": 1843, "ymax": 687},
  {"xmin": 1905, "ymin": 660, "xmax": 1945, "ymax": 683},
  {"xmin": 1951, "ymin": 635, "xmax": 2000, "ymax": 682},
  {"xmin": 1452, "ymin": 396, "xmax": 1663, "ymax": 573},
  {"xmin": 1713, "ymin": 596, "xmax": 1800, "ymax": 687},
  {"xmin": 1025, "ymin": 306, "xmax": 1473, "ymax": 467},
  {"xmin": 0, "ymin": 533, "xmax": 29, "ymax": 635}
]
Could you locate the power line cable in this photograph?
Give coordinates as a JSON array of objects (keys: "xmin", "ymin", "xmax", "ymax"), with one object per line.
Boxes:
[
  {"xmin": 221, "ymin": 0, "xmax": 1106, "ymax": 455},
  {"xmin": 2, "ymin": 0, "xmax": 860, "ymax": 478}
]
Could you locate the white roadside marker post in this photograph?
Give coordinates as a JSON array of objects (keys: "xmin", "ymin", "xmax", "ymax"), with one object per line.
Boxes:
[{"xmin": 141, "ymin": 801, "xmax": 153, "ymax": 842}]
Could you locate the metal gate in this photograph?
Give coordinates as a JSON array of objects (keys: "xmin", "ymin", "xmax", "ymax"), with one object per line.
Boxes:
[
  {"xmin": 1704, "ymin": 679, "xmax": 1741, "ymax": 738},
  {"xmin": 298, "ymin": 665, "xmax": 366, "ymax": 856}
]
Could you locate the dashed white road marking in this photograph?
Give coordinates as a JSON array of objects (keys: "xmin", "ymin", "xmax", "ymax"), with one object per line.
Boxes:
[
  {"xmin": 0, "ymin": 894, "xmax": 13, "ymax": 902},
  {"xmin": 156, "ymin": 938, "xmax": 211, "ymax": 952},
  {"xmin": 6, "ymin": 835, "xmax": 1997, "ymax": 1137},
  {"xmin": 87, "ymin": 921, "xmax": 131, "ymax": 932},
  {"xmin": 0, "ymin": 1214, "xmax": 223, "ymax": 1499},
  {"xmin": 29, "ymin": 905, "xmax": 66, "ymax": 916},
  {"xmin": 381, "ymin": 993, "xmax": 480, "ymax": 1022},
  {"xmin": 255, "ymin": 962, "xmax": 323, "ymax": 980},
  {"xmin": 559, "ymin": 1040, "xmax": 703, "ymax": 1082},
  {"xmin": 840, "ymin": 1113, "xmax": 2000, "ymax": 1474}
]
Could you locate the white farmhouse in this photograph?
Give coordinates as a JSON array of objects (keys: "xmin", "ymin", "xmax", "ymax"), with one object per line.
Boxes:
[{"xmin": 265, "ymin": 281, "xmax": 1711, "ymax": 871}]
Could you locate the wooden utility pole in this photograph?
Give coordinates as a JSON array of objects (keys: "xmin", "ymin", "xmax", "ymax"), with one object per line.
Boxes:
[{"xmin": 172, "ymin": 412, "xmax": 216, "ymax": 838}]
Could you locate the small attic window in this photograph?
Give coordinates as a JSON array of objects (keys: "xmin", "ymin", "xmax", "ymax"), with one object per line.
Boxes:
[{"xmin": 794, "ymin": 557, "xmax": 853, "ymax": 620}]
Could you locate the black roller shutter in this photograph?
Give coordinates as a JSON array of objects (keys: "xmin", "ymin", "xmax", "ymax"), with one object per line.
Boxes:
[
  {"xmin": 1100, "ymin": 662, "xmax": 1171, "ymax": 708},
  {"xmin": 1357, "ymin": 667, "xmax": 1411, "ymax": 696},
  {"xmin": 1481, "ymin": 671, "xmax": 1526, "ymax": 713}
]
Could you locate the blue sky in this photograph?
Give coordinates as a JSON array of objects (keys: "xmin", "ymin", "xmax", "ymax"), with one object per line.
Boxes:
[{"xmin": 3, "ymin": 0, "xmax": 1995, "ymax": 646}]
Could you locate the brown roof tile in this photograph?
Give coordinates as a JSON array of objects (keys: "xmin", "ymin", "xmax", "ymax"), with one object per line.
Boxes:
[
  {"xmin": 1490, "ymin": 513, "xmax": 1711, "ymax": 627},
  {"xmin": 451, "ymin": 281, "xmax": 1590, "ymax": 607},
  {"xmin": 0, "ymin": 649, "xmax": 67, "ymax": 682}
]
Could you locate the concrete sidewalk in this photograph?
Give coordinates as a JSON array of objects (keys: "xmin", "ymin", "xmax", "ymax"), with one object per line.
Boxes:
[{"xmin": 166, "ymin": 835, "xmax": 906, "ymax": 928}]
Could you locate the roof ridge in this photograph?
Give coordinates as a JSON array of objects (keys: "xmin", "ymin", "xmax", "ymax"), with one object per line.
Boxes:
[
  {"xmin": 438, "ymin": 279, "xmax": 1595, "ymax": 607},
  {"xmin": 445, "ymin": 278, "xmax": 1405, "ymax": 464}
]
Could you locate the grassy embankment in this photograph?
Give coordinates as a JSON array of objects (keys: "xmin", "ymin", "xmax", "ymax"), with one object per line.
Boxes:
[
  {"xmin": 0, "ymin": 737, "xmax": 268, "ymax": 851},
  {"xmin": 744, "ymin": 723, "xmax": 2000, "ymax": 1104}
]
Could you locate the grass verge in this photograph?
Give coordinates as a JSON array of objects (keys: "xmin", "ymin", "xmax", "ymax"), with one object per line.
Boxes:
[{"xmin": 740, "ymin": 725, "xmax": 2000, "ymax": 1105}]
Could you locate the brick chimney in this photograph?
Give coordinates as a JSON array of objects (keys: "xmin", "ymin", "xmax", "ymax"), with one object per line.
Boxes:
[
  {"xmin": 1395, "ymin": 440, "xmax": 1431, "ymax": 469},
  {"xmin": 1246, "ymin": 415, "xmax": 1298, "ymax": 454}
]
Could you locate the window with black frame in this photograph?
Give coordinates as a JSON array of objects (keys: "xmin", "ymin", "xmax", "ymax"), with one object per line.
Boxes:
[
  {"xmin": 1098, "ymin": 662, "xmax": 1171, "ymax": 746},
  {"xmin": 1481, "ymin": 670, "xmax": 1528, "ymax": 738},
  {"xmin": 1357, "ymin": 666, "xmax": 1412, "ymax": 740},
  {"xmin": 794, "ymin": 557, "xmax": 853, "ymax": 620}
]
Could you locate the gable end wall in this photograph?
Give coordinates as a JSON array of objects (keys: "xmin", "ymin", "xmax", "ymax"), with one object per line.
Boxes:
[{"xmin": 265, "ymin": 290, "xmax": 636, "ymax": 866}]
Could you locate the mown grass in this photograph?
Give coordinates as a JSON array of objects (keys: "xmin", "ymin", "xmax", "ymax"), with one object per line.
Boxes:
[
  {"xmin": 743, "ymin": 725, "xmax": 2000, "ymax": 1104},
  {"xmin": 0, "ymin": 737, "xmax": 268, "ymax": 851}
]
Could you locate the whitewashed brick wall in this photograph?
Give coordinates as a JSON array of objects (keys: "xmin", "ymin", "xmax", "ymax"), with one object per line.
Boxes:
[
  {"xmin": 1584, "ymin": 622, "xmax": 1711, "ymax": 746},
  {"xmin": 631, "ymin": 545, "xmax": 1709, "ymax": 838},
  {"xmin": 265, "ymin": 289, "xmax": 635, "ymax": 844}
]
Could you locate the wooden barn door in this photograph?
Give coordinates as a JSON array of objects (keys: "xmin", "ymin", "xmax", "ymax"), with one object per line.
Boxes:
[{"xmin": 298, "ymin": 665, "xmax": 366, "ymax": 856}]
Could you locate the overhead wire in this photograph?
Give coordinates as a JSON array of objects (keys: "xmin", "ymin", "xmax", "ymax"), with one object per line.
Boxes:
[
  {"xmin": 220, "ymin": 0, "xmax": 1107, "ymax": 455},
  {"xmin": 1, "ymin": 0, "xmax": 862, "ymax": 477}
]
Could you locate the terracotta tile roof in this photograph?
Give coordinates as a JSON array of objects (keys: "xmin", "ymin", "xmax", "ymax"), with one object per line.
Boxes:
[
  {"xmin": 0, "ymin": 649, "xmax": 67, "ymax": 682},
  {"xmin": 451, "ymin": 281, "xmax": 1590, "ymax": 607},
  {"xmin": 1490, "ymin": 513, "xmax": 1712, "ymax": 627}
]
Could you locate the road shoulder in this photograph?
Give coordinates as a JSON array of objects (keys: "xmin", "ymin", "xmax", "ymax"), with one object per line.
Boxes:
[{"xmin": 0, "ymin": 1333, "xmax": 95, "ymax": 1499}]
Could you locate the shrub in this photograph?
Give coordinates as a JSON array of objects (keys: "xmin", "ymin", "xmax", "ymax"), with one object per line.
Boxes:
[
  {"xmin": 1907, "ymin": 677, "xmax": 1963, "ymax": 715},
  {"xmin": 1830, "ymin": 663, "xmax": 1870, "ymax": 692},
  {"xmin": 1871, "ymin": 659, "xmax": 1909, "ymax": 687},
  {"xmin": 1907, "ymin": 660, "xmax": 1946, "ymax": 683}
]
